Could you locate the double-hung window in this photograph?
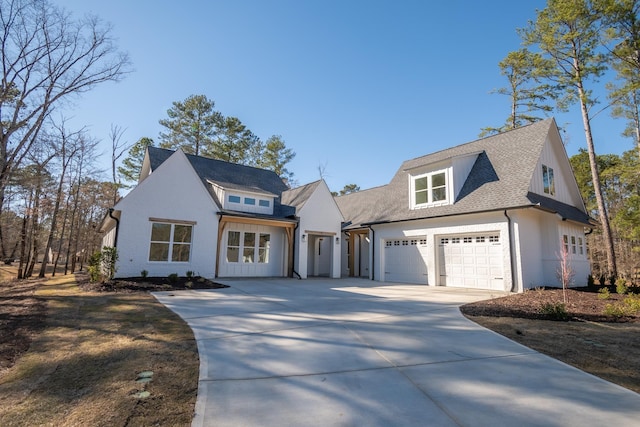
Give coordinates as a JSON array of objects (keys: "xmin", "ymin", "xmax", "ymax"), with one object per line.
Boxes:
[
  {"xmin": 413, "ymin": 170, "xmax": 448, "ymax": 207},
  {"xmin": 149, "ymin": 222, "xmax": 193, "ymax": 262}
]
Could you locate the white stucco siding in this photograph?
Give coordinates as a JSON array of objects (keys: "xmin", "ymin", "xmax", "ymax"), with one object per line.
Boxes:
[
  {"xmin": 296, "ymin": 181, "xmax": 343, "ymax": 279},
  {"xmin": 373, "ymin": 212, "xmax": 513, "ymax": 292},
  {"xmin": 113, "ymin": 151, "xmax": 220, "ymax": 278},
  {"xmin": 218, "ymin": 223, "xmax": 285, "ymax": 277}
]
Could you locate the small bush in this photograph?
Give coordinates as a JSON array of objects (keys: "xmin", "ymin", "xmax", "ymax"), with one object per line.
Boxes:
[
  {"xmin": 185, "ymin": 281, "xmax": 193, "ymax": 289},
  {"xmin": 168, "ymin": 273, "xmax": 179, "ymax": 284},
  {"xmin": 616, "ymin": 278, "xmax": 628, "ymax": 295},
  {"xmin": 140, "ymin": 269, "xmax": 148, "ymax": 278},
  {"xmin": 604, "ymin": 303, "xmax": 628, "ymax": 318},
  {"xmin": 186, "ymin": 270, "xmax": 194, "ymax": 279},
  {"xmin": 623, "ymin": 293, "xmax": 640, "ymax": 314},
  {"xmin": 539, "ymin": 302, "xmax": 568, "ymax": 320},
  {"xmin": 597, "ymin": 287, "xmax": 611, "ymax": 300}
]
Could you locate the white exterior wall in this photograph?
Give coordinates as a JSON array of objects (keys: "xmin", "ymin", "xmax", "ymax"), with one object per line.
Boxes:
[
  {"xmin": 218, "ymin": 222, "xmax": 285, "ymax": 277},
  {"xmin": 295, "ymin": 181, "xmax": 343, "ymax": 279},
  {"xmin": 113, "ymin": 151, "xmax": 220, "ymax": 278},
  {"xmin": 372, "ymin": 212, "xmax": 513, "ymax": 292},
  {"xmin": 102, "ymin": 224, "xmax": 117, "ymax": 249},
  {"xmin": 510, "ymin": 209, "xmax": 544, "ymax": 291},
  {"xmin": 451, "ymin": 153, "xmax": 479, "ymax": 199}
]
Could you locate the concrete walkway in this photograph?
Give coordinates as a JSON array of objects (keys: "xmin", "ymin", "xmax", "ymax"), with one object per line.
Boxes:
[{"xmin": 153, "ymin": 278, "xmax": 640, "ymax": 427}]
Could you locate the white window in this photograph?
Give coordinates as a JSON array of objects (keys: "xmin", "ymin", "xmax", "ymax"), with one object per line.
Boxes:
[
  {"xmin": 413, "ymin": 170, "xmax": 448, "ymax": 207},
  {"xmin": 578, "ymin": 237, "xmax": 584, "ymax": 255},
  {"xmin": 226, "ymin": 231, "xmax": 271, "ymax": 264},
  {"xmin": 228, "ymin": 195, "xmax": 241, "ymax": 203},
  {"xmin": 542, "ymin": 164, "xmax": 555, "ymax": 196},
  {"xmin": 149, "ymin": 222, "xmax": 192, "ymax": 262}
]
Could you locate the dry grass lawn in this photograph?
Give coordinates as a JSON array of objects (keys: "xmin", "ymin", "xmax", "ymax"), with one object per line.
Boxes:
[{"xmin": 0, "ymin": 274, "xmax": 199, "ymax": 427}]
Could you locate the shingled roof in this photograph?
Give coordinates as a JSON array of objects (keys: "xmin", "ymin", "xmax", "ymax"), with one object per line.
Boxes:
[
  {"xmin": 336, "ymin": 119, "xmax": 592, "ymax": 228},
  {"xmin": 147, "ymin": 147, "xmax": 296, "ymax": 218}
]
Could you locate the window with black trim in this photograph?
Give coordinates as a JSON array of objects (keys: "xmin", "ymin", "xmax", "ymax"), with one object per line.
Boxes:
[{"xmin": 149, "ymin": 222, "xmax": 192, "ymax": 262}]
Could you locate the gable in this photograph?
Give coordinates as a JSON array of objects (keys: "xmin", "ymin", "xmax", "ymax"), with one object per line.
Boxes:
[
  {"xmin": 115, "ymin": 149, "xmax": 218, "ymax": 215},
  {"xmin": 528, "ymin": 128, "xmax": 586, "ymax": 211}
]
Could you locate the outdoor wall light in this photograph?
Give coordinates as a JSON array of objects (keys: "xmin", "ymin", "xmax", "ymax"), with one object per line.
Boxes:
[
  {"xmin": 302, "ymin": 234, "xmax": 306, "ymax": 242},
  {"xmin": 335, "ymin": 237, "xmax": 340, "ymax": 245}
]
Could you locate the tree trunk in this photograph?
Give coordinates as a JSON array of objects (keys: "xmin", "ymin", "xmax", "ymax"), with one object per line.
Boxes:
[{"xmin": 577, "ymin": 85, "xmax": 617, "ymax": 276}]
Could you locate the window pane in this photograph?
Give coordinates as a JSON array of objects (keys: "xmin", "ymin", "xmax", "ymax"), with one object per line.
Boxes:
[
  {"xmin": 228, "ymin": 231, "xmax": 240, "ymax": 246},
  {"xmin": 259, "ymin": 234, "xmax": 270, "ymax": 263},
  {"xmin": 431, "ymin": 172, "xmax": 445, "ymax": 188},
  {"xmin": 149, "ymin": 242, "xmax": 169, "ymax": 261},
  {"xmin": 226, "ymin": 247, "xmax": 239, "ymax": 262},
  {"xmin": 415, "ymin": 177, "xmax": 428, "ymax": 191},
  {"xmin": 259, "ymin": 200, "xmax": 270, "ymax": 207},
  {"xmin": 172, "ymin": 243, "xmax": 191, "ymax": 262},
  {"xmin": 174, "ymin": 225, "xmax": 192, "ymax": 243},
  {"xmin": 244, "ymin": 232, "xmax": 256, "ymax": 247},
  {"xmin": 245, "ymin": 197, "xmax": 256, "ymax": 205},
  {"xmin": 548, "ymin": 167, "xmax": 555, "ymax": 195},
  {"xmin": 151, "ymin": 223, "xmax": 171, "ymax": 242},
  {"xmin": 432, "ymin": 187, "xmax": 446, "ymax": 202},
  {"xmin": 229, "ymin": 195, "xmax": 241, "ymax": 203},
  {"xmin": 543, "ymin": 165, "xmax": 550, "ymax": 194},
  {"xmin": 415, "ymin": 190, "xmax": 427, "ymax": 205},
  {"xmin": 243, "ymin": 247, "xmax": 254, "ymax": 263}
]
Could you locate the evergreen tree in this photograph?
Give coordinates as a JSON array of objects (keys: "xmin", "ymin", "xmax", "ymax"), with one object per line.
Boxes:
[{"xmin": 118, "ymin": 137, "xmax": 155, "ymax": 186}]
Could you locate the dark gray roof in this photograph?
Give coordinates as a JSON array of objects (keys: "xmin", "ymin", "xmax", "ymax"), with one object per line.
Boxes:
[
  {"xmin": 281, "ymin": 180, "xmax": 321, "ymax": 210},
  {"xmin": 147, "ymin": 147, "xmax": 296, "ymax": 218},
  {"xmin": 336, "ymin": 119, "xmax": 593, "ymax": 228}
]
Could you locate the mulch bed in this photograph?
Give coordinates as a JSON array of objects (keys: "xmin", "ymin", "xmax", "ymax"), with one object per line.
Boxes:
[
  {"xmin": 77, "ymin": 274, "xmax": 229, "ymax": 293},
  {"xmin": 461, "ymin": 286, "xmax": 639, "ymax": 322}
]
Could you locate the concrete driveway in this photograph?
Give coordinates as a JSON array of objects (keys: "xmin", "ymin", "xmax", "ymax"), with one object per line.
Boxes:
[{"xmin": 154, "ymin": 278, "xmax": 640, "ymax": 427}]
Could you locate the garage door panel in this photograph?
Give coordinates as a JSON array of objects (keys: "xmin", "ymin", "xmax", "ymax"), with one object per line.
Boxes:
[
  {"xmin": 384, "ymin": 237, "xmax": 428, "ymax": 284},
  {"xmin": 439, "ymin": 233, "xmax": 504, "ymax": 291}
]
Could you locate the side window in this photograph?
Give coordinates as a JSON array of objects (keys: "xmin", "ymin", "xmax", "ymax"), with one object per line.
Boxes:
[
  {"xmin": 226, "ymin": 231, "xmax": 240, "ymax": 262},
  {"xmin": 542, "ymin": 165, "xmax": 555, "ymax": 196},
  {"xmin": 149, "ymin": 222, "xmax": 192, "ymax": 262}
]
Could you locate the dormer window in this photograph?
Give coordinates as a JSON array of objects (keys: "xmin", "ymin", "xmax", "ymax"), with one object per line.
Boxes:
[
  {"xmin": 412, "ymin": 170, "xmax": 448, "ymax": 208},
  {"xmin": 542, "ymin": 164, "xmax": 555, "ymax": 196}
]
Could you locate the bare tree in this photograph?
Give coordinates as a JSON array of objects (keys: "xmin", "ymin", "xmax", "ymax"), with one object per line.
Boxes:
[
  {"xmin": 0, "ymin": 0, "xmax": 130, "ymax": 255},
  {"xmin": 109, "ymin": 124, "xmax": 128, "ymax": 204}
]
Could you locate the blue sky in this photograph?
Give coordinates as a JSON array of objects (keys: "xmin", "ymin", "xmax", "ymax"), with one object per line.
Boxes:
[{"xmin": 56, "ymin": 0, "xmax": 631, "ymax": 192}]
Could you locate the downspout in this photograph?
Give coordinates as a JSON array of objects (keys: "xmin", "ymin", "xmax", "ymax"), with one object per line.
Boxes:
[
  {"xmin": 108, "ymin": 208, "xmax": 119, "ymax": 248},
  {"xmin": 367, "ymin": 225, "xmax": 375, "ymax": 281},
  {"xmin": 504, "ymin": 210, "xmax": 516, "ymax": 292}
]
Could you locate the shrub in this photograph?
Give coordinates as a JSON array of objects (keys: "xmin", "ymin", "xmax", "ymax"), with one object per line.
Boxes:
[
  {"xmin": 623, "ymin": 293, "xmax": 640, "ymax": 314},
  {"xmin": 539, "ymin": 302, "xmax": 568, "ymax": 320},
  {"xmin": 597, "ymin": 287, "xmax": 610, "ymax": 300},
  {"xmin": 604, "ymin": 303, "xmax": 627, "ymax": 318},
  {"xmin": 186, "ymin": 270, "xmax": 194, "ymax": 279},
  {"xmin": 140, "ymin": 269, "xmax": 148, "ymax": 278},
  {"xmin": 87, "ymin": 247, "xmax": 118, "ymax": 282},
  {"xmin": 168, "ymin": 273, "xmax": 179, "ymax": 284},
  {"xmin": 615, "ymin": 278, "xmax": 628, "ymax": 295},
  {"xmin": 100, "ymin": 246, "xmax": 118, "ymax": 280}
]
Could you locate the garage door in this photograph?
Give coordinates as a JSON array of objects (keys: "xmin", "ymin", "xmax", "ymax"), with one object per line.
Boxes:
[
  {"xmin": 438, "ymin": 233, "xmax": 504, "ymax": 290},
  {"xmin": 384, "ymin": 237, "xmax": 428, "ymax": 284}
]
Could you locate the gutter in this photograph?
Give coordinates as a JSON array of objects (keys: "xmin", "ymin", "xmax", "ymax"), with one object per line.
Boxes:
[
  {"xmin": 108, "ymin": 208, "xmax": 119, "ymax": 248},
  {"xmin": 504, "ymin": 210, "xmax": 517, "ymax": 293}
]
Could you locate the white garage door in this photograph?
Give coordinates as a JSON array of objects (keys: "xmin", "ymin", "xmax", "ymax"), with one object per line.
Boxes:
[
  {"xmin": 438, "ymin": 233, "xmax": 504, "ymax": 290},
  {"xmin": 383, "ymin": 237, "xmax": 428, "ymax": 284}
]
